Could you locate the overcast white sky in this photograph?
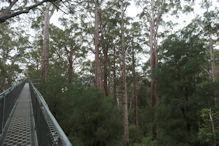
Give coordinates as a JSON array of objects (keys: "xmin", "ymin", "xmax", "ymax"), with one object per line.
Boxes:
[{"xmin": 51, "ymin": 0, "xmax": 218, "ymax": 29}]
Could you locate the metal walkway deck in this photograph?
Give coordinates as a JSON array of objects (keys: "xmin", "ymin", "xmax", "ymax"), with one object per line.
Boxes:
[
  {"xmin": 0, "ymin": 81, "xmax": 71, "ymax": 146},
  {"xmin": 2, "ymin": 83, "xmax": 35, "ymax": 146}
]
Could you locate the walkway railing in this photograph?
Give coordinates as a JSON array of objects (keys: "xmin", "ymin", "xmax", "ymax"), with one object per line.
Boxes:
[
  {"xmin": 0, "ymin": 81, "xmax": 25, "ymax": 140},
  {"xmin": 29, "ymin": 82, "xmax": 72, "ymax": 146}
]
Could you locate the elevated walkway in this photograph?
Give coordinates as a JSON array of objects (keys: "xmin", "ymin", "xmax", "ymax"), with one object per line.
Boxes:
[
  {"xmin": 3, "ymin": 83, "xmax": 35, "ymax": 145},
  {"xmin": 0, "ymin": 82, "xmax": 71, "ymax": 146}
]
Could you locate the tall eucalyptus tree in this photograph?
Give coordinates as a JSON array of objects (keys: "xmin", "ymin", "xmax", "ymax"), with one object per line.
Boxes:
[
  {"xmin": 121, "ymin": 0, "xmax": 129, "ymax": 145},
  {"xmin": 136, "ymin": 0, "xmax": 194, "ymax": 139},
  {"xmin": 41, "ymin": 3, "xmax": 55, "ymax": 80}
]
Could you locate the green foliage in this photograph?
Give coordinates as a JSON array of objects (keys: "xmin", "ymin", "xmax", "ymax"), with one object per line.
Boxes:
[
  {"xmin": 155, "ymin": 28, "xmax": 217, "ymax": 145},
  {"xmin": 129, "ymin": 124, "xmax": 143, "ymax": 145},
  {"xmin": 198, "ymin": 108, "xmax": 213, "ymax": 143},
  {"xmin": 215, "ymin": 49, "xmax": 219, "ymax": 82},
  {"xmin": 37, "ymin": 75, "xmax": 123, "ymax": 146},
  {"xmin": 141, "ymin": 136, "xmax": 158, "ymax": 146},
  {"xmin": 0, "ymin": 23, "xmax": 29, "ymax": 90},
  {"xmin": 198, "ymin": 108, "xmax": 219, "ymax": 146}
]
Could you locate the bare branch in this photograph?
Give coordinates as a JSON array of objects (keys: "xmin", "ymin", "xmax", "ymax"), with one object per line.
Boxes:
[
  {"xmin": 50, "ymin": 1, "xmax": 68, "ymax": 14},
  {"xmin": 49, "ymin": 4, "xmax": 56, "ymax": 19},
  {"xmin": 0, "ymin": 0, "xmax": 52, "ymax": 23},
  {"xmin": 155, "ymin": 0, "xmax": 165, "ymax": 26},
  {"xmin": 5, "ymin": 0, "xmax": 18, "ymax": 13}
]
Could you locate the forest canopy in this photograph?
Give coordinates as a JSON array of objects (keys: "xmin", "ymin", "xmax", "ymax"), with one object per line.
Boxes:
[{"xmin": 0, "ymin": 0, "xmax": 218, "ymax": 146}]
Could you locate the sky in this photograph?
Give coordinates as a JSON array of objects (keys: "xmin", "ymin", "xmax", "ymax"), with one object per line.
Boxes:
[{"xmin": 50, "ymin": 0, "xmax": 218, "ymax": 29}]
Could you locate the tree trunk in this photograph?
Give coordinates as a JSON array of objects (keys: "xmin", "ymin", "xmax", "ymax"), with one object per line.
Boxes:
[
  {"xmin": 7, "ymin": 62, "xmax": 15, "ymax": 86},
  {"xmin": 121, "ymin": 1, "xmax": 129, "ymax": 145},
  {"xmin": 129, "ymin": 92, "xmax": 133, "ymax": 114},
  {"xmin": 41, "ymin": 3, "xmax": 51, "ymax": 80},
  {"xmin": 113, "ymin": 47, "xmax": 117, "ymax": 105},
  {"xmin": 205, "ymin": 0, "xmax": 217, "ymax": 108},
  {"xmin": 0, "ymin": 50, "xmax": 7, "ymax": 92},
  {"xmin": 68, "ymin": 49, "xmax": 73, "ymax": 83},
  {"xmin": 103, "ymin": 47, "xmax": 109, "ymax": 96},
  {"xmin": 209, "ymin": 108, "xmax": 216, "ymax": 146},
  {"xmin": 208, "ymin": 34, "xmax": 217, "ymax": 108},
  {"xmin": 0, "ymin": 77, "xmax": 4, "ymax": 92},
  {"xmin": 132, "ymin": 45, "xmax": 137, "ymax": 125},
  {"xmin": 0, "ymin": 65, "xmax": 5, "ymax": 92},
  {"xmin": 149, "ymin": 0, "xmax": 157, "ymax": 139},
  {"xmin": 94, "ymin": 0, "xmax": 101, "ymax": 88}
]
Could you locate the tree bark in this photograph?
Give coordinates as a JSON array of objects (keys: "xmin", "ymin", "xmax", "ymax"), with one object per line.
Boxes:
[
  {"xmin": 208, "ymin": 34, "xmax": 217, "ymax": 107},
  {"xmin": 41, "ymin": 3, "xmax": 51, "ymax": 80},
  {"xmin": 41, "ymin": 3, "xmax": 54, "ymax": 80},
  {"xmin": 68, "ymin": 49, "xmax": 73, "ymax": 83},
  {"xmin": 149, "ymin": 0, "xmax": 158, "ymax": 139},
  {"xmin": 94, "ymin": 0, "xmax": 101, "ymax": 88},
  {"xmin": 121, "ymin": 1, "xmax": 129, "ymax": 145},
  {"xmin": 205, "ymin": 3, "xmax": 217, "ymax": 107},
  {"xmin": 103, "ymin": 47, "xmax": 109, "ymax": 96},
  {"xmin": 129, "ymin": 92, "xmax": 133, "ymax": 114},
  {"xmin": 207, "ymin": 10, "xmax": 216, "ymax": 83},
  {"xmin": 209, "ymin": 108, "xmax": 216, "ymax": 146},
  {"xmin": 0, "ymin": 58, "xmax": 6, "ymax": 92},
  {"xmin": 132, "ymin": 44, "xmax": 138, "ymax": 125},
  {"xmin": 7, "ymin": 61, "xmax": 16, "ymax": 86},
  {"xmin": 113, "ymin": 47, "xmax": 117, "ymax": 105}
]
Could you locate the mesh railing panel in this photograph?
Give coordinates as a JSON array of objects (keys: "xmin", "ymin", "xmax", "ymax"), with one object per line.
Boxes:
[{"xmin": 29, "ymin": 82, "xmax": 71, "ymax": 146}]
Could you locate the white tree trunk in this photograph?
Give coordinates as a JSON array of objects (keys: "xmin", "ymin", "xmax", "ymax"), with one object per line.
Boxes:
[
  {"xmin": 209, "ymin": 109, "xmax": 216, "ymax": 146},
  {"xmin": 41, "ymin": 3, "xmax": 50, "ymax": 80},
  {"xmin": 94, "ymin": 0, "xmax": 101, "ymax": 88},
  {"xmin": 121, "ymin": 1, "xmax": 129, "ymax": 145},
  {"xmin": 208, "ymin": 34, "xmax": 216, "ymax": 82},
  {"xmin": 41, "ymin": 3, "xmax": 54, "ymax": 80},
  {"xmin": 149, "ymin": 0, "xmax": 158, "ymax": 139}
]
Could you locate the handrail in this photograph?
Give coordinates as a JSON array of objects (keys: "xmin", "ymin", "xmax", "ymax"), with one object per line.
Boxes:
[
  {"xmin": 0, "ymin": 81, "xmax": 25, "ymax": 145},
  {"xmin": 0, "ymin": 80, "xmax": 26, "ymax": 96},
  {"xmin": 30, "ymin": 82, "xmax": 72, "ymax": 146},
  {"xmin": 0, "ymin": 86, "xmax": 14, "ymax": 99}
]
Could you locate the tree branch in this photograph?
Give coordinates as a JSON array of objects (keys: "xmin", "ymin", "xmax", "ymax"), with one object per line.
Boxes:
[
  {"xmin": 0, "ymin": 0, "xmax": 52, "ymax": 23},
  {"xmin": 5, "ymin": 0, "xmax": 18, "ymax": 13},
  {"xmin": 49, "ymin": 4, "xmax": 56, "ymax": 19}
]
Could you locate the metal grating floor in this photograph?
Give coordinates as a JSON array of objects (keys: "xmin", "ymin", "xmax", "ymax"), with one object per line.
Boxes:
[{"xmin": 3, "ymin": 83, "xmax": 34, "ymax": 146}]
